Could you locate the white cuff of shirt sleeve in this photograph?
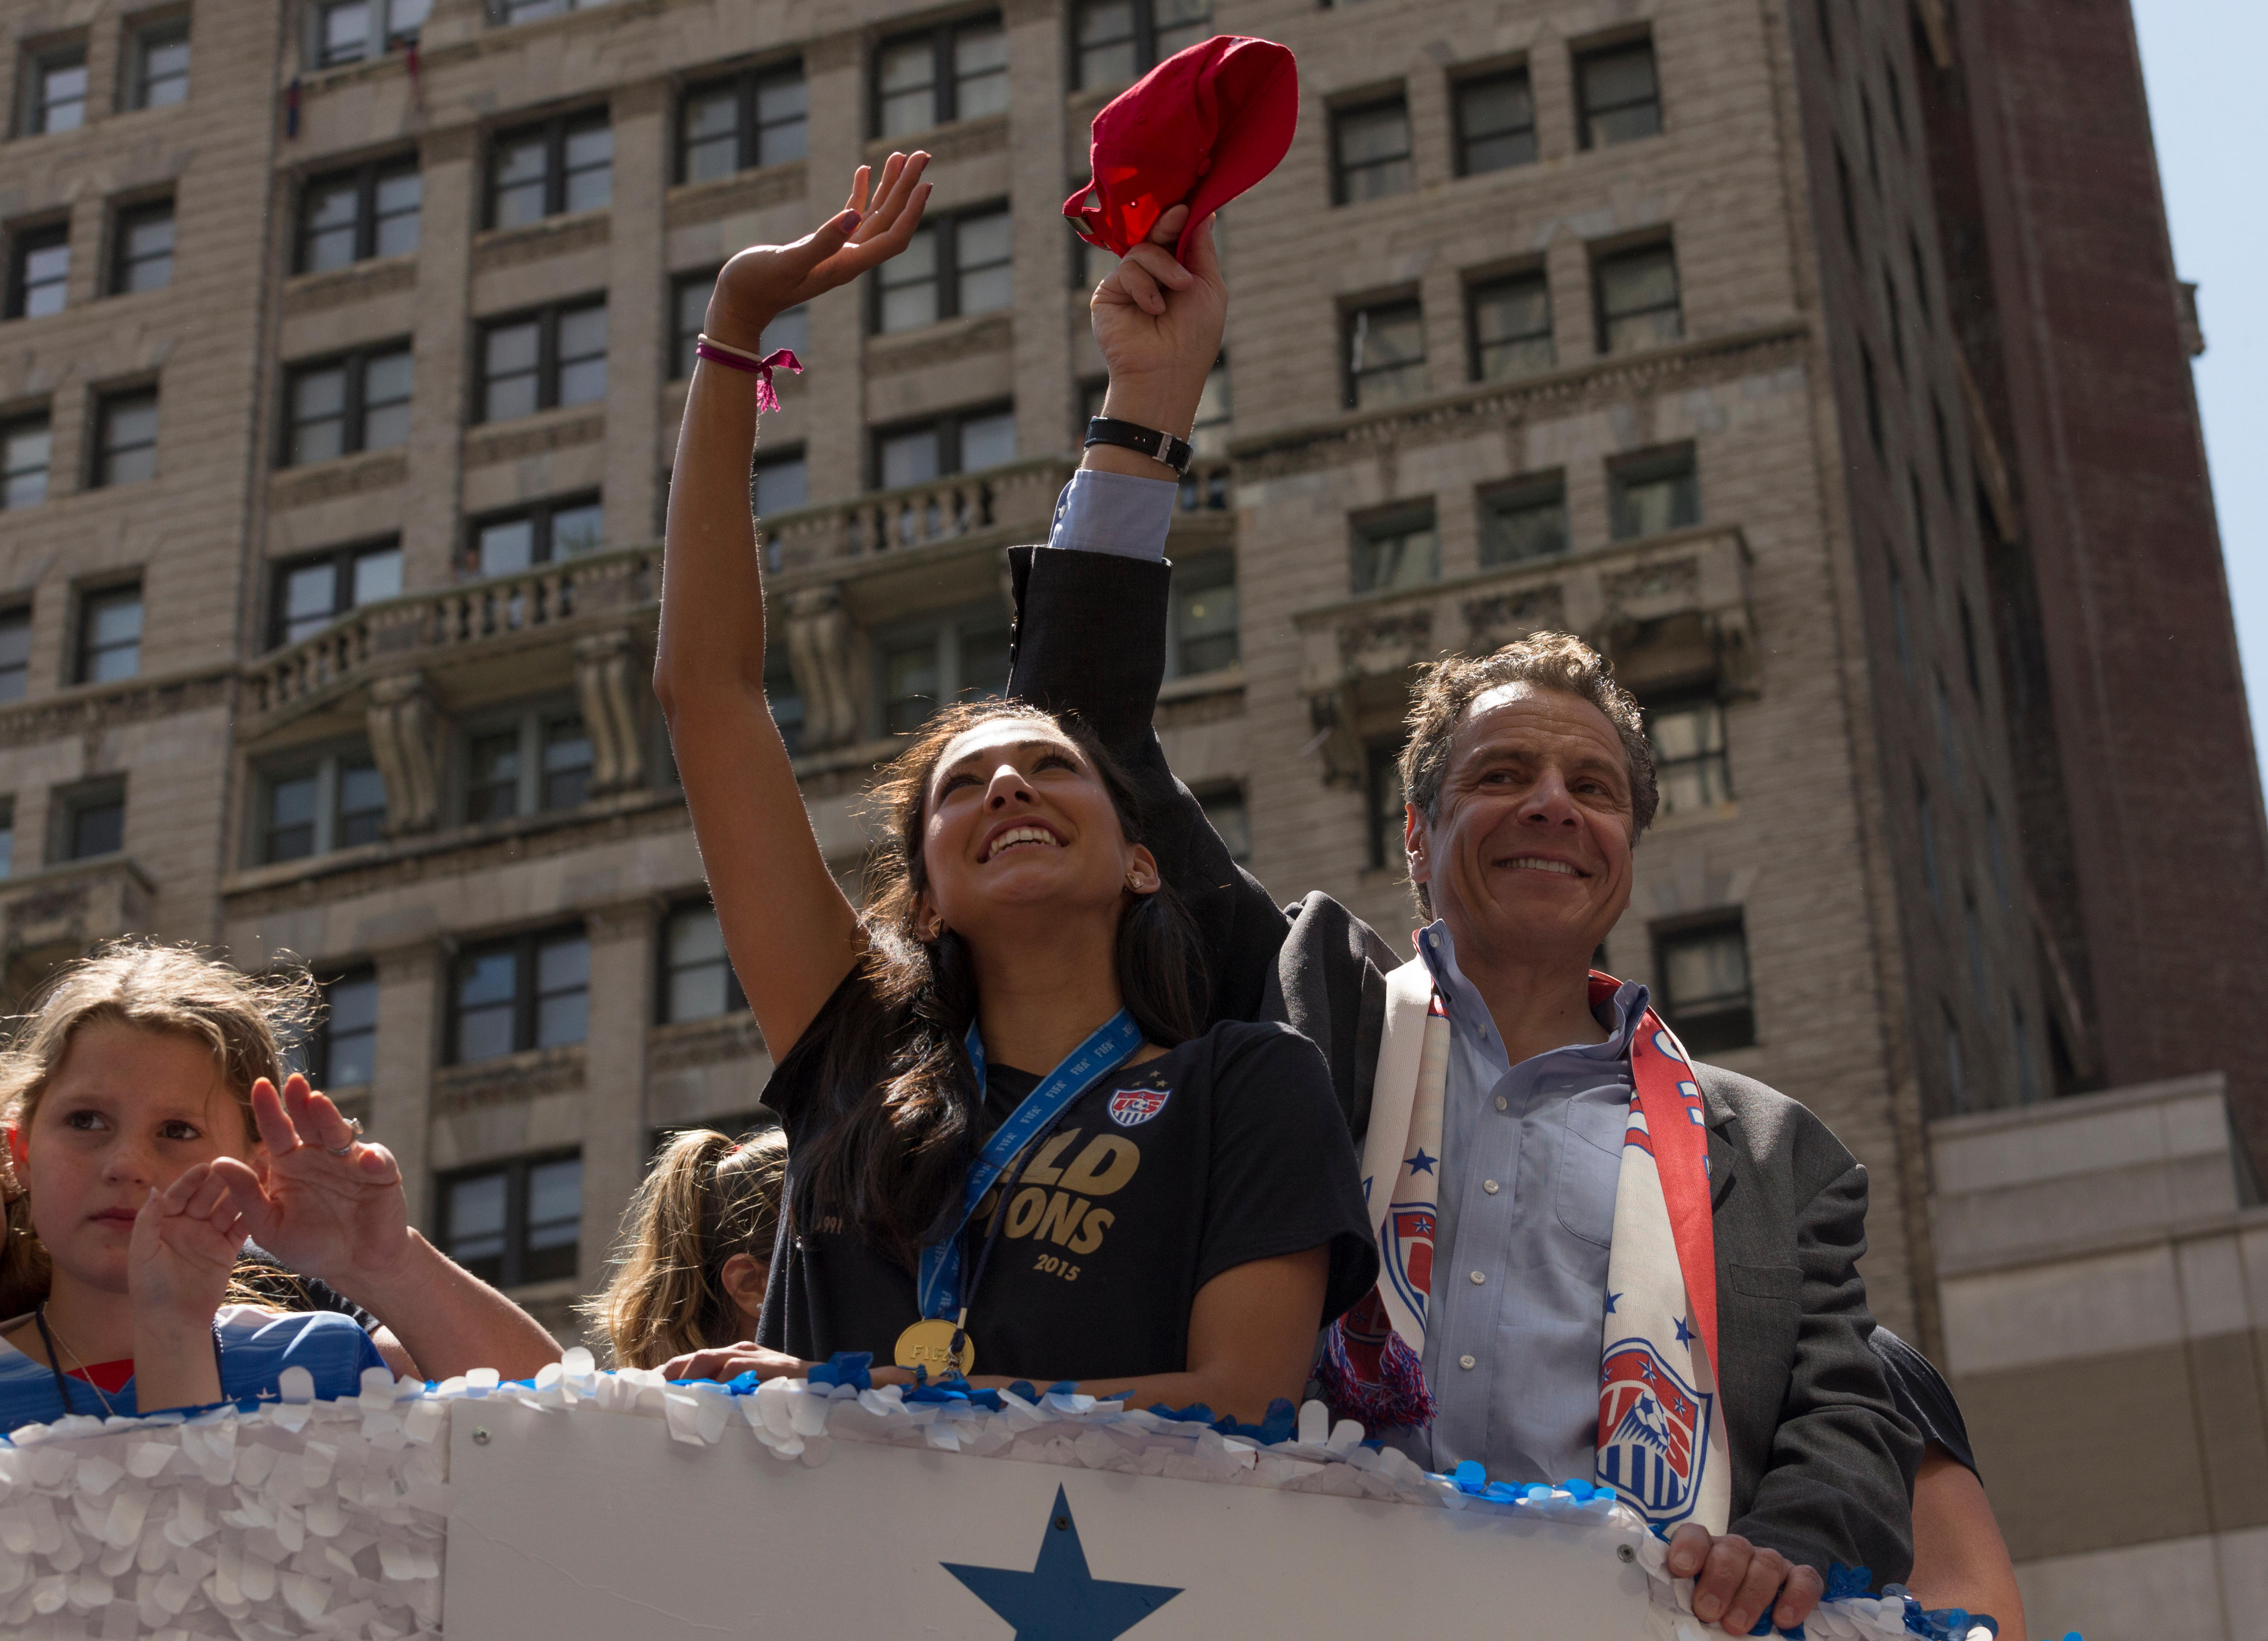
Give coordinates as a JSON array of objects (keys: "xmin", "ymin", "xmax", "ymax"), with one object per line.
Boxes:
[{"xmin": 1046, "ymin": 468, "xmax": 1177, "ymax": 561}]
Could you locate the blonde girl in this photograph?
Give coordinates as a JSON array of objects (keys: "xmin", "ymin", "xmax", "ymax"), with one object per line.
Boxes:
[
  {"xmin": 583, "ymin": 1126, "xmax": 787, "ymax": 1368},
  {"xmin": 0, "ymin": 943, "xmax": 383, "ymax": 1424}
]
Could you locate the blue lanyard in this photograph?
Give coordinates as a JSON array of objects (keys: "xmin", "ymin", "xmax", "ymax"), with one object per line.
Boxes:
[{"xmin": 914, "ymin": 1009, "xmax": 1144, "ymax": 1321}]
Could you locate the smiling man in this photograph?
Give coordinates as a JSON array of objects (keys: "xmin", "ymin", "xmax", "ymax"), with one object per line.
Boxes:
[{"xmin": 1000, "ymin": 204, "xmax": 1920, "ymax": 1632}]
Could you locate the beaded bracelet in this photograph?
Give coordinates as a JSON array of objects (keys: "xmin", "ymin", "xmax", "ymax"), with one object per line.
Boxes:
[{"xmin": 695, "ymin": 333, "xmax": 804, "ymax": 413}]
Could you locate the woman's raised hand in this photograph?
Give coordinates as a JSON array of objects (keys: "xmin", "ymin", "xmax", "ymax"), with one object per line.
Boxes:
[
  {"xmin": 704, "ymin": 153, "xmax": 935, "ymax": 353},
  {"xmin": 1088, "ymin": 203, "xmax": 1226, "ymax": 434},
  {"xmin": 209, "ymin": 1075, "xmax": 413, "ymax": 1295}
]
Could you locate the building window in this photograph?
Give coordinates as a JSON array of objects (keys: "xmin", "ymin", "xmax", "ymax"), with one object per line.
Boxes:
[
  {"xmin": 468, "ymin": 493, "xmax": 603, "ymax": 577},
  {"xmin": 271, "ymin": 539, "xmax": 403, "ymax": 648},
  {"xmin": 1889, "ymin": 557, "xmax": 1915, "ymax": 680},
  {"xmin": 1074, "ymin": 0, "xmax": 1211, "ymax": 88},
  {"xmin": 1575, "ymin": 36, "xmax": 1661, "ymax": 149},
  {"xmin": 1195, "ymin": 784, "xmax": 1251, "ymax": 865},
  {"xmin": 1860, "ymin": 91, "xmax": 1880, "ymax": 188},
  {"xmin": 1653, "ymin": 913, "xmax": 1755, "ymax": 1054},
  {"xmin": 874, "ymin": 204, "xmax": 1012, "ymax": 334},
  {"xmin": 1957, "ymin": 594, "xmax": 1983, "ymax": 698},
  {"xmin": 283, "ymin": 344, "xmax": 412, "ymax": 466},
  {"xmin": 1332, "ymin": 94, "xmax": 1414, "ymax": 205},
  {"xmin": 1645, "ymin": 696, "xmax": 1731, "ymax": 816},
  {"xmin": 1350, "ymin": 503, "xmax": 1439, "ymax": 596},
  {"xmin": 261, "ymin": 754, "xmax": 386, "ymax": 862},
  {"xmin": 1468, "ymin": 270, "xmax": 1553, "ymax": 382},
  {"xmin": 874, "ymin": 404, "xmax": 1017, "ymax": 489},
  {"xmin": 753, "ymin": 447, "xmax": 808, "ymax": 522},
  {"xmin": 488, "ymin": 111, "xmax": 612, "ymax": 229},
  {"xmin": 1366, "ymin": 739, "xmax": 1407, "ymax": 870},
  {"xmin": 1166, "ymin": 553, "xmax": 1238, "ymax": 678},
  {"xmin": 311, "ymin": 0, "xmax": 428, "ymax": 67},
  {"xmin": 1478, "ymin": 472, "xmax": 1568, "ymax": 566},
  {"xmin": 61, "ymin": 784, "xmax": 126, "ymax": 860},
  {"xmin": 679, "ymin": 63, "xmax": 808, "ymax": 184},
  {"xmin": 1344, "ymin": 298, "xmax": 1426, "ymax": 410},
  {"xmin": 1916, "ymin": 768, "xmax": 1940, "ymax": 909},
  {"xmin": 2010, "ymin": 994, "xmax": 2038, "ymax": 1103},
  {"xmin": 1608, "ymin": 446, "xmax": 1700, "ymax": 540},
  {"xmin": 1454, "ymin": 67, "xmax": 1537, "ymax": 175},
  {"xmin": 1834, "ymin": 142, "xmax": 1858, "ymax": 254},
  {"xmin": 461, "ymin": 705, "xmax": 596, "ymax": 821},
  {"xmin": 92, "ymin": 388, "xmax": 159, "ymax": 486},
  {"xmin": 1983, "ymin": 793, "xmax": 2012, "ymax": 912},
  {"xmin": 22, "ymin": 44, "xmax": 88, "ymax": 135},
  {"xmin": 0, "ymin": 607, "xmax": 28, "ymax": 699},
  {"xmin": 109, "ymin": 198, "xmax": 174, "ymax": 294},
  {"xmin": 1937, "ymin": 673, "xmax": 1961, "ymax": 790},
  {"xmin": 477, "ymin": 300, "xmax": 606, "ymax": 423},
  {"xmin": 1593, "ymin": 241, "xmax": 1682, "ymax": 354},
  {"xmin": 6, "ymin": 222, "xmax": 70, "ymax": 320},
  {"xmin": 439, "ymin": 1153, "xmax": 581, "ymax": 1287},
  {"xmin": 1932, "ymin": 395, "xmax": 1955, "ymax": 496},
  {"xmin": 311, "ymin": 968, "xmax": 379, "ymax": 1089},
  {"xmin": 77, "ymin": 584, "xmax": 142, "ymax": 683},
  {"xmin": 662, "ymin": 901, "xmax": 747, "ymax": 1023},
  {"xmin": 1942, "ymin": 1003, "xmax": 1965, "ymax": 1111},
  {"xmin": 877, "ymin": 610, "xmax": 1010, "ymax": 736},
  {"xmin": 452, "ymin": 928, "xmax": 589, "ymax": 1062},
  {"xmin": 1860, "ymin": 343, "xmax": 1884, "ymax": 459},
  {"xmin": 1909, "ymin": 469, "xmax": 1933, "ymax": 579},
  {"xmin": 2, "ymin": 415, "xmax": 50, "ymax": 509},
  {"xmin": 298, "ymin": 157, "xmax": 421, "ymax": 273},
  {"xmin": 0, "ymin": 801, "xmax": 12, "ymax": 878},
  {"xmin": 875, "ymin": 16, "xmax": 1008, "ymax": 138},
  {"xmin": 129, "ymin": 19, "xmax": 190, "ymax": 109},
  {"xmin": 1964, "ymin": 887, "xmax": 1989, "ymax": 1012},
  {"xmin": 1909, "ymin": 230, "xmax": 1933, "ymax": 323},
  {"xmin": 489, "ymin": 0, "xmax": 602, "ymax": 22},
  {"xmin": 542, "ymin": 716, "xmax": 593, "ymax": 809}
]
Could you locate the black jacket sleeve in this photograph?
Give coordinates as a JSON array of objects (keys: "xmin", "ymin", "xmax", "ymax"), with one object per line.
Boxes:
[
  {"xmin": 1006, "ymin": 545, "xmax": 1291, "ymax": 1028},
  {"xmin": 1728, "ymin": 1153, "xmax": 1920, "ymax": 1584}
]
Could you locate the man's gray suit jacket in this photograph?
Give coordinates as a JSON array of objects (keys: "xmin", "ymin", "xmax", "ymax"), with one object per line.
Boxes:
[{"xmin": 1004, "ymin": 544, "xmax": 1921, "ymax": 1584}]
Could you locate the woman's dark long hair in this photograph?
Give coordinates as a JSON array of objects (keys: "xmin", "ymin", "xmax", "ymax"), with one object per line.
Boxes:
[{"xmin": 787, "ymin": 701, "xmax": 1205, "ymax": 1264}]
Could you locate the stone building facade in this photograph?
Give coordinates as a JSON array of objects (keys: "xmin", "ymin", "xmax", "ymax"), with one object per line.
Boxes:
[{"xmin": 0, "ymin": 0, "xmax": 2248, "ymax": 1386}]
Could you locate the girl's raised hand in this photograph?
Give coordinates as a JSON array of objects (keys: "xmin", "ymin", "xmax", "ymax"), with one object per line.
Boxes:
[
  {"xmin": 703, "ymin": 153, "xmax": 935, "ymax": 353},
  {"xmin": 129, "ymin": 1161, "xmax": 246, "ymax": 1330},
  {"xmin": 209, "ymin": 1075, "xmax": 412, "ymax": 1294}
]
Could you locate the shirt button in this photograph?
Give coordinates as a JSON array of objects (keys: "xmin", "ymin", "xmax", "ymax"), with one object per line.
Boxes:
[
  {"xmin": 1495, "ymin": 1096, "xmax": 1508, "ymax": 1112},
  {"xmin": 1459, "ymin": 1354, "xmax": 1477, "ymax": 1370},
  {"xmin": 1483, "ymin": 1180, "xmax": 1501, "ymax": 1195},
  {"xmin": 1469, "ymin": 1270, "xmax": 1486, "ymax": 1285}
]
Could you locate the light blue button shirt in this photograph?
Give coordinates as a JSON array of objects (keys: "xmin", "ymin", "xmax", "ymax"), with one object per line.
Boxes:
[
  {"xmin": 1047, "ymin": 469, "xmax": 1176, "ymax": 559},
  {"xmin": 1415, "ymin": 920, "xmax": 1648, "ymax": 1485}
]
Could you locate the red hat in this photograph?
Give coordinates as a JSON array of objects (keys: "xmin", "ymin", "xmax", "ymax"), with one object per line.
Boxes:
[{"xmin": 1064, "ymin": 35, "xmax": 1299, "ymax": 265}]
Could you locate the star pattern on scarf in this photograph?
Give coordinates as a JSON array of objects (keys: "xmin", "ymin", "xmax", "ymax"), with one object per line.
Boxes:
[
  {"xmin": 1675, "ymin": 1317, "xmax": 1694, "ymax": 1346},
  {"xmin": 1604, "ymin": 1292, "xmax": 1620, "ymax": 1314},
  {"xmin": 1406, "ymin": 1149, "xmax": 1437, "ymax": 1175}
]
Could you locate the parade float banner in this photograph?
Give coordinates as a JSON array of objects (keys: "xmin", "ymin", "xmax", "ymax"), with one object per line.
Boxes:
[{"xmin": 0, "ymin": 1356, "xmax": 1969, "ymax": 1641}]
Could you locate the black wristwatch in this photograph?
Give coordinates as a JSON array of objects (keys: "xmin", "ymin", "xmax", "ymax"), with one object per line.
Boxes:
[{"xmin": 1083, "ymin": 416, "xmax": 1194, "ymax": 475}]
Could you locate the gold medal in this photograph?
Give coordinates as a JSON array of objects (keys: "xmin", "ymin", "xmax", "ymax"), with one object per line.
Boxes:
[{"xmin": 894, "ymin": 1318, "xmax": 973, "ymax": 1379}]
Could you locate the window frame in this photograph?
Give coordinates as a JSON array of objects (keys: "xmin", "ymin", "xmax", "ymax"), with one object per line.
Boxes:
[
  {"xmin": 128, "ymin": 17, "xmax": 191, "ymax": 110},
  {"xmin": 435, "ymin": 1149, "xmax": 583, "ymax": 1289},
  {"xmin": 677, "ymin": 60, "xmax": 809, "ymax": 184},
  {"xmin": 0, "ymin": 604, "xmax": 30, "ymax": 699},
  {"xmin": 1329, "ymin": 91, "xmax": 1415, "ymax": 206},
  {"xmin": 1465, "ymin": 266, "xmax": 1554, "ymax": 383},
  {"xmin": 463, "ymin": 491, "xmax": 605, "ymax": 578},
  {"xmin": 57, "ymin": 779, "xmax": 127, "ymax": 862},
  {"xmin": 485, "ymin": 108, "xmax": 612, "ymax": 230},
  {"xmin": 1, "ymin": 411, "xmax": 52, "ymax": 510},
  {"xmin": 870, "ymin": 603, "xmax": 1012, "ymax": 737},
  {"xmin": 108, "ymin": 196, "xmax": 175, "ymax": 295},
  {"xmin": 868, "ymin": 401, "xmax": 1018, "ymax": 490},
  {"xmin": 447, "ymin": 925, "xmax": 591, "ymax": 1064},
  {"xmin": 255, "ymin": 748, "xmax": 386, "ymax": 864},
  {"xmin": 473, "ymin": 297, "xmax": 607, "ymax": 424},
  {"xmin": 310, "ymin": 0, "xmax": 427, "ymax": 69},
  {"xmin": 280, "ymin": 340, "xmax": 413, "ymax": 468},
  {"xmin": 295, "ymin": 154, "xmax": 422, "ymax": 274},
  {"xmin": 75, "ymin": 580, "xmax": 143, "ymax": 685},
  {"xmin": 1342, "ymin": 294, "xmax": 1428, "ymax": 410},
  {"xmin": 1349, "ymin": 500, "xmax": 1440, "ymax": 596},
  {"xmin": 1591, "ymin": 238, "xmax": 1683, "ymax": 355},
  {"xmin": 1164, "ymin": 549, "xmax": 1239, "ymax": 679},
  {"xmin": 305, "ymin": 964, "xmax": 380, "ymax": 1091},
  {"xmin": 1451, "ymin": 63, "xmax": 1538, "ymax": 177},
  {"xmin": 1573, "ymin": 33, "xmax": 1662, "ymax": 151},
  {"xmin": 1641, "ymin": 691, "xmax": 1734, "ymax": 817},
  {"xmin": 658, "ymin": 898, "xmax": 749, "ymax": 1026},
  {"xmin": 5, "ymin": 219, "xmax": 72, "ymax": 321},
  {"xmin": 872, "ymin": 14, "xmax": 1008, "ymax": 139},
  {"xmin": 1650, "ymin": 909, "xmax": 1756, "ymax": 1055},
  {"xmin": 268, "ymin": 537, "xmax": 404, "ymax": 650},
  {"xmin": 1071, "ymin": 0, "xmax": 1214, "ymax": 91},
  {"xmin": 1477, "ymin": 471, "xmax": 1569, "ymax": 567},
  {"xmin": 22, "ymin": 41, "xmax": 90, "ymax": 137},
  {"xmin": 1606, "ymin": 444, "xmax": 1700, "ymax": 541},
  {"xmin": 868, "ymin": 200, "xmax": 1014, "ymax": 336}
]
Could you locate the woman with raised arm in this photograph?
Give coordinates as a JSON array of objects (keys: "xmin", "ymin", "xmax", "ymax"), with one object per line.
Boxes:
[{"xmin": 653, "ymin": 158, "xmax": 1375, "ymax": 1423}]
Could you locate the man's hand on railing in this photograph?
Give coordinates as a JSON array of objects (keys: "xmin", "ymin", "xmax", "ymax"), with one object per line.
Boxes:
[{"xmin": 704, "ymin": 153, "xmax": 933, "ymax": 356}]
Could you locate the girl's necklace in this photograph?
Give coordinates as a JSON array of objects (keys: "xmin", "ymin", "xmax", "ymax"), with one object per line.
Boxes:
[{"xmin": 34, "ymin": 1303, "xmax": 118, "ymax": 1418}]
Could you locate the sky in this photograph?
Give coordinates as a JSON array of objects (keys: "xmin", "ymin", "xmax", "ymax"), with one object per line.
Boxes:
[{"xmin": 2130, "ymin": 1, "xmax": 2268, "ymax": 801}]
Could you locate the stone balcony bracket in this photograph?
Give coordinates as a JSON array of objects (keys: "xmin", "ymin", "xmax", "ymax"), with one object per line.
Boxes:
[
  {"xmin": 1292, "ymin": 523, "xmax": 1759, "ymax": 785},
  {"xmin": 0, "ymin": 857, "xmax": 159, "ymax": 995}
]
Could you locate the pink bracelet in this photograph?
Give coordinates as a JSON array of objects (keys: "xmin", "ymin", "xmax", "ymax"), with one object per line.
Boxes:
[{"xmin": 695, "ymin": 335, "xmax": 804, "ymax": 413}]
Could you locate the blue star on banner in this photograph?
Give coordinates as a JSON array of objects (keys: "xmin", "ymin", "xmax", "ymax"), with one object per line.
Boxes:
[
  {"xmin": 1407, "ymin": 1149, "xmax": 1437, "ymax": 1175},
  {"xmin": 943, "ymin": 1486, "xmax": 1182, "ymax": 1641},
  {"xmin": 1675, "ymin": 1317, "xmax": 1694, "ymax": 1346},
  {"xmin": 1604, "ymin": 1292, "xmax": 1620, "ymax": 1314}
]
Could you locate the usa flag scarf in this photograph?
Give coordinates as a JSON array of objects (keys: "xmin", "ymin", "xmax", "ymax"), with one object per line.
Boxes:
[{"xmin": 1317, "ymin": 960, "xmax": 1733, "ymax": 1536}]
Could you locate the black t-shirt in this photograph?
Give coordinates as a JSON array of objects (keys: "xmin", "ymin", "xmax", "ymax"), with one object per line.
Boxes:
[
  {"xmin": 233, "ymin": 1244, "xmax": 381, "ymax": 1335},
  {"xmin": 1870, "ymin": 1324, "xmax": 1976, "ymax": 1475},
  {"xmin": 758, "ymin": 980, "xmax": 1378, "ymax": 1388}
]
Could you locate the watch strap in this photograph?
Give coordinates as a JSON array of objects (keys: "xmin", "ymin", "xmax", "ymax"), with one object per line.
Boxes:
[{"xmin": 1083, "ymin": 416, "xmax": 1194, "ymax": 475}]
